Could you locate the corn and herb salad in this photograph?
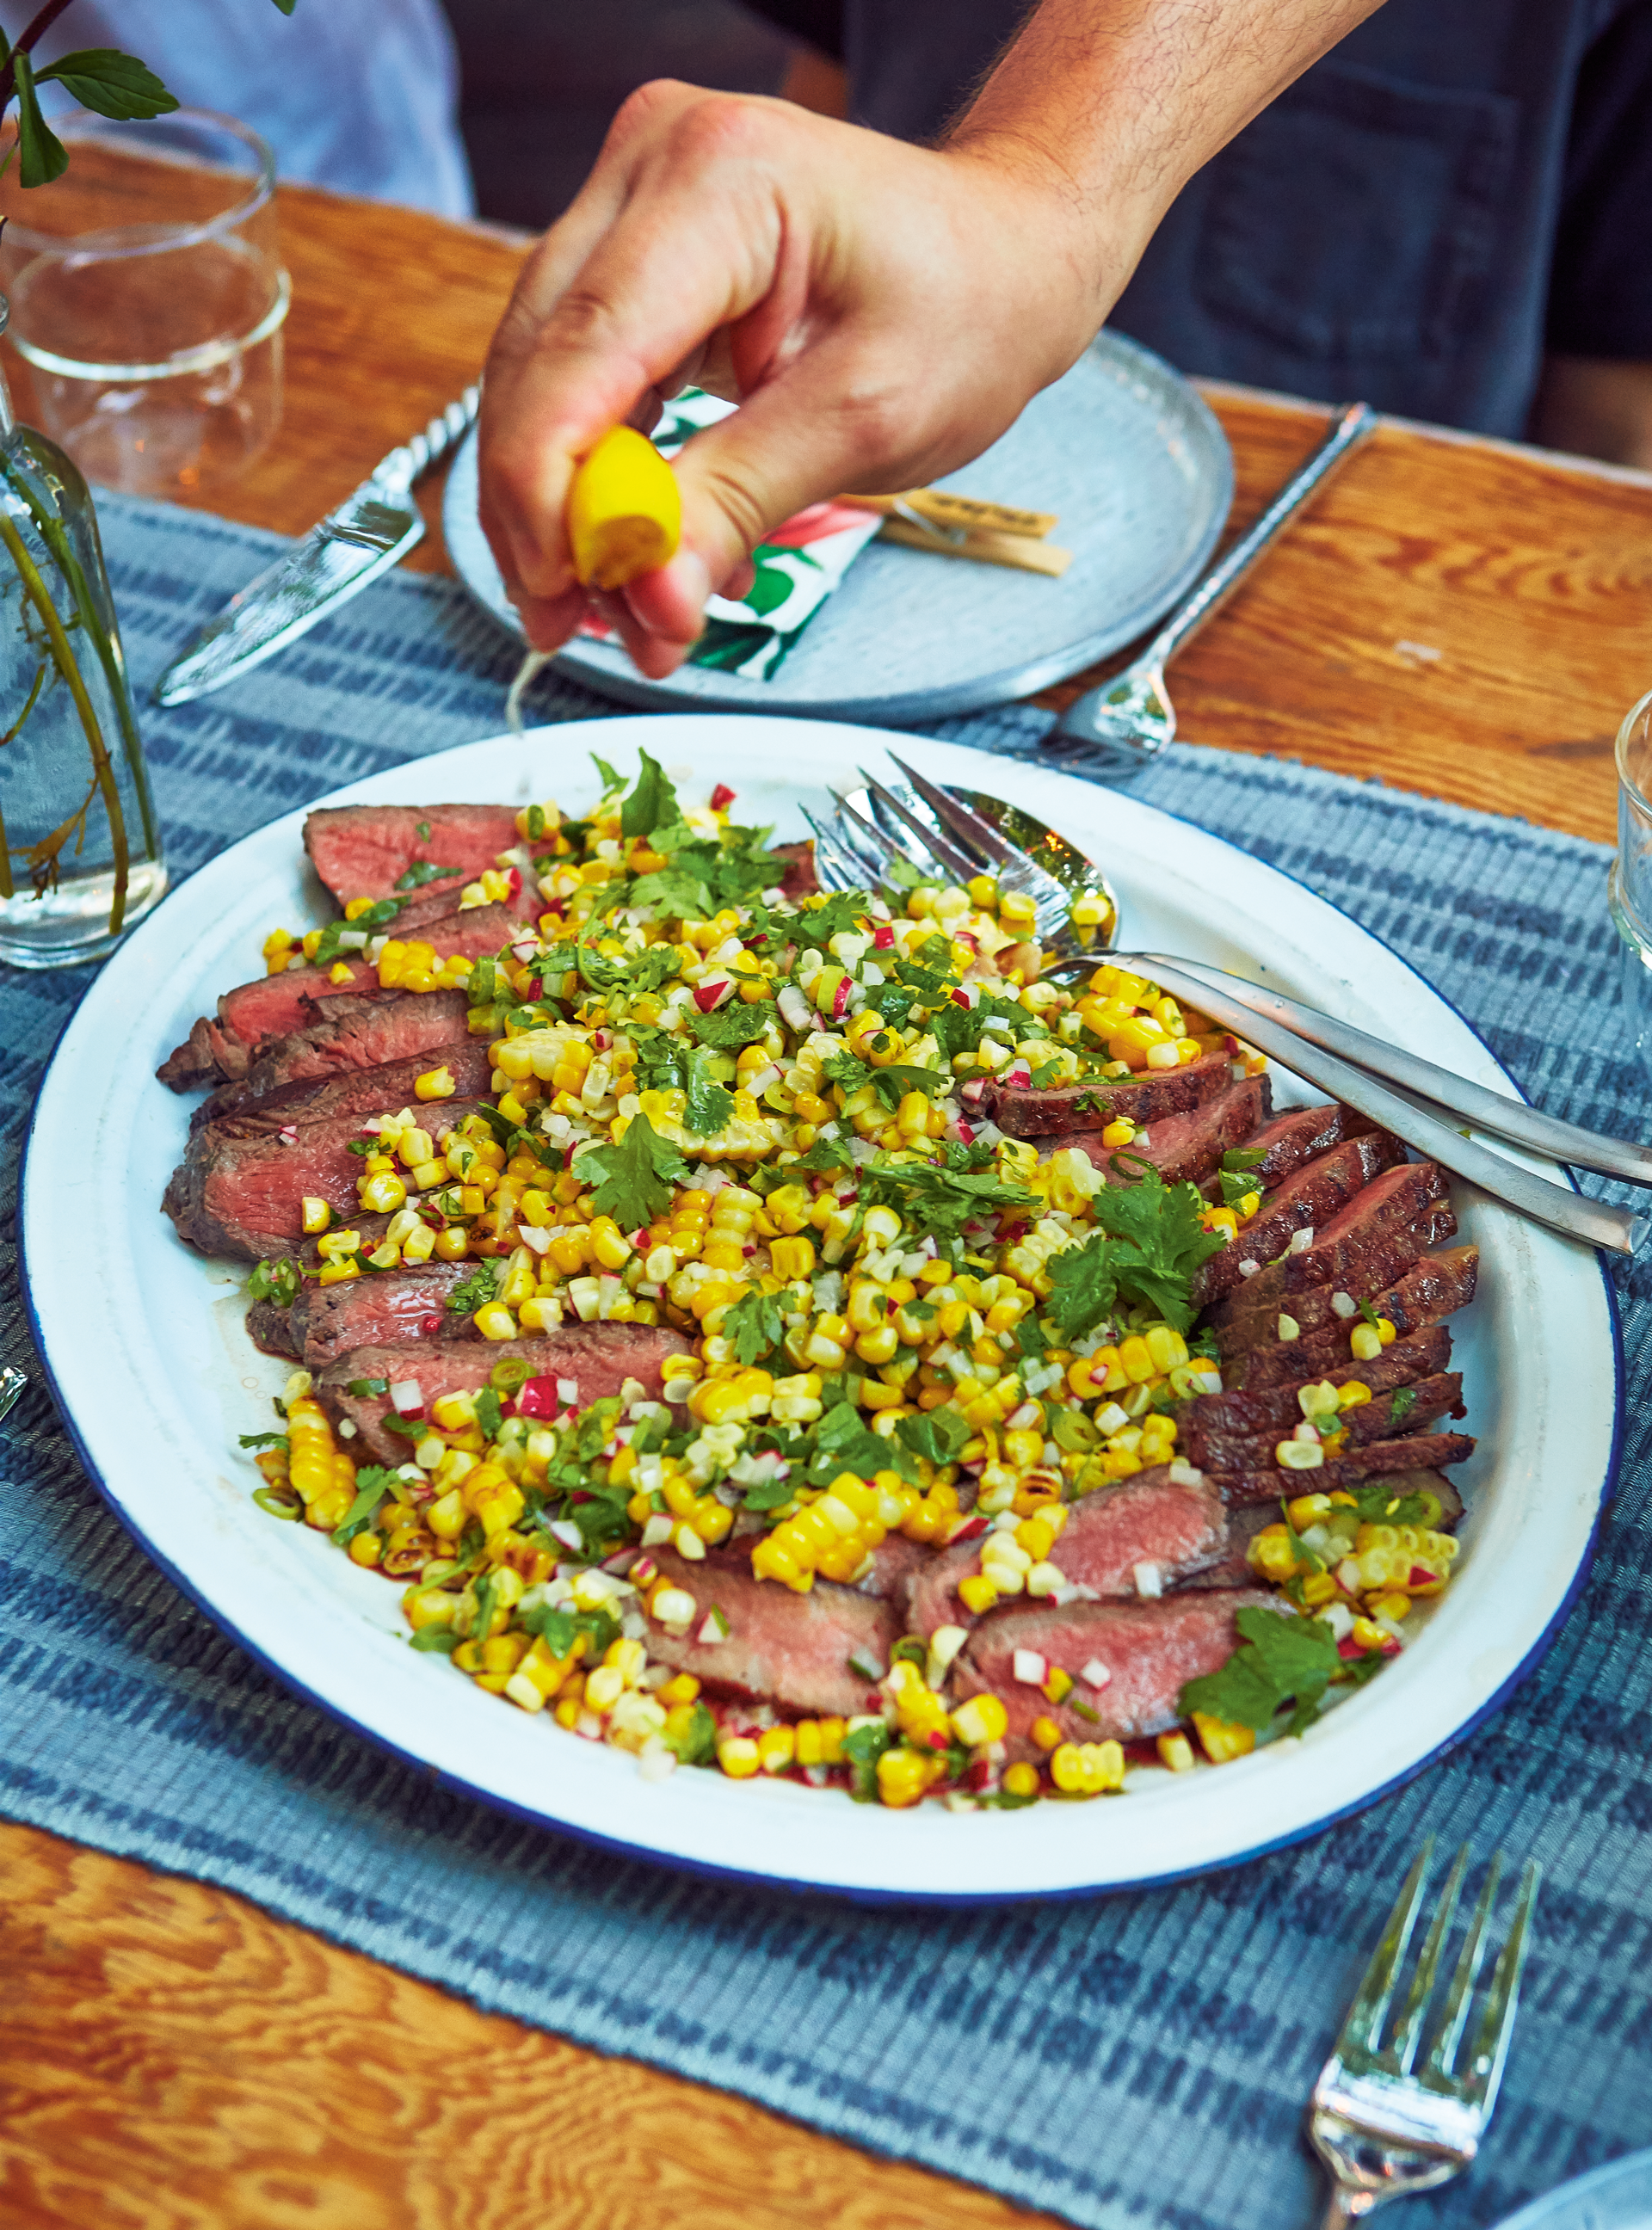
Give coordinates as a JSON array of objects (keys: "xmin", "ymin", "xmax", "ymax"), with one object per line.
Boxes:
[{"xmin": 240, "ymin": 755, "xmax": 1462, "ymax": 1809}]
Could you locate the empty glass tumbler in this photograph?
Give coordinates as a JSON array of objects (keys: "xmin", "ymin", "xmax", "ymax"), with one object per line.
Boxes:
[
  {"xmin": 1608, "ymin": 688, "xmax": 1652, "ymax": 1081},
  {"xmin": 0, "ymin": 108, "xmax": 288, "ymax": 496},
  {"xmin": 0, "ymin": 303, "xmax": 164, "ymax": 970}
]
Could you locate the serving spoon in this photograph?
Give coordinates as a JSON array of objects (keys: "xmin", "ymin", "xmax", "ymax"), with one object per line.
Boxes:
[{"xmin": 807, "ymin": 759, "xmax": 1647, "ymax": 1254}]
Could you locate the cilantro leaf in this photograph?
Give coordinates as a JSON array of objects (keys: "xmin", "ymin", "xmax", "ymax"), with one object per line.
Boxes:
[
  {"xmin": 449, "ymin": 1259, "xmax": 502, "ymax": 1314},
  {"xmin": 1219, "ymin": 1168, "xmax": 1264, "ymax": 1210},
  {"xmin": 1345, "ymin": 1478, "xmax": 1432, "ymax": 1526},
  {"xmin": 575, "ymin": 1112, "xmax": 691, "ymax": 1229},
  {"xmin": 416, "ymin": 820, "xmax": 433, "ymax": 840},
  {"xmin": 1046, "ymin": 1164, "xmax": 1227, "ymax": 1340},
  {"xmin": 330, "ymin": 1467, "xmax": 398, "ymax": 1546},
  {"xmin": 784, "ymin": 1134, "xmax": 854, "ymax": 1175},
  {"xmin": 1388, "ymin": 1385, "xmax": 1417, "ymax": 1429},
  {"xmin": 410, "ymin": 1627, "xmax": 459, "ymax": 1654},
  {"xmin": 688, "ymin": 1000, "xmax": 779, "ymax": 1050},
  {"xmin": 520, "ymin": 1601, "xmax": 624, "ymax": 1660},
  {"xmin": 664, "ymin": 1700, "xmax": 718, "ymax": 1765},
  {"xmin": 590, "ymin": 753, "xmax": 626, "ymax": 797},
  {"xmin": 797, "ymin": 891, "xmax": 871, "ymax": 944},
  {"xmin": 620, "ymin": 749, "xmax": 681, "ymax": 841},
  {"xmin": 238, "ymin": 1431, "xmax": 289, "ymax": 1451},
  {"xmin": 685, "ymin": 1047, "xmax": 736, "ymax": 1137},
  {"xmin": 722, "ymin": 1289, "xmax": 786, "ymax": 1366},
  {"xmin": 1180, "ymin": 1605, "xmax": 1340, "ymax": 1736},
  {"xmin": 1222, "ymin": 1147, "xmax": 1267, "ymax": 1172},
  {"xmin": 346, "ymin": 1377, "xmax": 390, "ymax": 1398},
  {"xmin": 629, "ymin": 866, "xmax": 714, "ymax": 920},
  {"xmin": 859, "ymin": 1148, "xmax": 1037, "ymax": 1245},
  {"xmin": 895, "ymin": 1408, "xmax": 971, "ymax": 1467},
  {"xmin": 805, "ymin": 1400, "xmax": 916, "ymax": 1488},
  {"xmin": 475, "ymin": 1387, "xmax": 504, "ymax": 1440},
  {"xmin": 870, "ymin": 1063, "xmax": 946, "ymax": 1109}
]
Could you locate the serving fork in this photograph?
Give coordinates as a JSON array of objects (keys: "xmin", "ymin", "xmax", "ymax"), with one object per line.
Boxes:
[
  {"xmin": 1309, "ymin": 1841, "xmax": 1538, "ymax": 2226},
  {"xmin": 809, "ymin": 759, "xmax": 1648, "ymax": 1254}
]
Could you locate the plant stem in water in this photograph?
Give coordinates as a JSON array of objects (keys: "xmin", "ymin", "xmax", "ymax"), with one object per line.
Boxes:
[{"xmin": 0, "ymin": 508, "xmax": 130, "ymax": 932}]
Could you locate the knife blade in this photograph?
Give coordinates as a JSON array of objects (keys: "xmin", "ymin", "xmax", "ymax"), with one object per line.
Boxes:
[{"xmin": 154, "ymin": 385, "xmax": 480, "ymax": 706}]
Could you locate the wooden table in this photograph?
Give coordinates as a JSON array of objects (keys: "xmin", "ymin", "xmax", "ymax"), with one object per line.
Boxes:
[{"xmin": 4, "ymin": 179, "xmax": 1651, "ymax": 2230}]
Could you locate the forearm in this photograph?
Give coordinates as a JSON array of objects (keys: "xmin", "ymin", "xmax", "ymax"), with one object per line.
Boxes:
[{"xmin": 948, "ymin": 0, "xmax": 1388, "ymax": 306}]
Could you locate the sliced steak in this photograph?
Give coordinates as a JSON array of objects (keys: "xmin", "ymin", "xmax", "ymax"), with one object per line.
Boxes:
[
  {"xmin": 772, "ymin": 838, "xmax": 819, "ymax": 902},
  {"xmin": 953, "ymin": 1590, "xmax": 1283, "ymax": 1750},
  {"xmin": 1193, "ymin": 1132, "xmax": 1409, "ymax": 1308},
  {"xmin": 197, "ymin": 990, "xmax": 478, "ymax": 1122},
  {"xmin": 157, "ymin": 903, "xmax": 515, "ymax": 1092},
  {"xmin": 639, "ymin": 1546, "xmax": 895, "ymax": 1719},
  {"xmin": 985, "ymin": 1045, "xmax": 1239, "ymax": 1138},
  {"xmin": 1211, "ymin": 1233, "xmax": 1472, "ymax": 1358},
  {"xmin": 163, "ymin": 1098, "xmax": 483, "ymax": 1260},
  {"xmin": 1254, "ymin": 1163, "xmax": 1452, "ymax": 1303},
  {"xmin": 1214, "ymin": 1432, "xmax": 1476, "ymax": 1507},
  {"xmin": 194, "ymin": 1043, "xmax": 496, "ymax": 1142},
  {"xmin": 1051, "ymin": 1075, "xmax": 1272, "ymax": 1189},
  {"xmin": 1191, "ymin": 1372, "xmax": 1464, "ymax": 1473},
  {"xmin": 1199, "ymin": 1102, "xmax": 1382, "ymax": 1198},
  {"xmin": 250, "ymin": 1263, "xmax": 475, "ymax": 1365},
  {"xmin": 1187, "ymin": 1321, "xmax": 1454, "ymax": 1443},
  {"xmin": 905, "ymin": 1467, "xmax": 1230, "ymax": 1637},
  {"xmin": 304, "ymin": 804, "xmax": 524, "ymax": 913},
  {"xmin": 1227, "ymin": 1254, "xmax": 1479, "ymax": 1391},
  {"xmin": 317, "ymin": 1327, "xmax": 691, "ymax": 1462}
]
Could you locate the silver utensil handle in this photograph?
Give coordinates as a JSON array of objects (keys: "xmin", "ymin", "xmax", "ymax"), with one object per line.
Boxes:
[
  {"xmin": 1143, "ymin": 401, "xmax": 1377, "ymax": 670},
  {"xmin": 1136, "ymin": 953, "xmax": 1652, "ymax": 1187},
  {"xmin": 368, "ymin": 384, "xmax": 481, "ymax": 502},
  {"xmin": 1051, "ymin": 952, "xmax": 1643, "ymax": 1254}
]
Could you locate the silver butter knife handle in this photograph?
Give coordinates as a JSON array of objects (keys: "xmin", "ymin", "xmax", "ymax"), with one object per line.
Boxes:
[
  {"xmin": 1144, "ymin": 401, "xmax": 1377, "ymax": 669},
  {"xmin": 369, "ymin": 383, "xmax": 481, "ymax": 502},
  {"xmin": 1138, "ymin": 952, "xmax": 1652, "ymax": 1188}
]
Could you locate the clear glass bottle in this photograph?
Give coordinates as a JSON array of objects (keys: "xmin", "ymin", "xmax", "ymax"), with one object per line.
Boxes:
[
  {"xmin": 1607, "ymin": 687, "xmax": 1652, "ymax": 1083},
  {"xmin": 0, "ymin": 294, "xmax": 165, "ymax": 969}
]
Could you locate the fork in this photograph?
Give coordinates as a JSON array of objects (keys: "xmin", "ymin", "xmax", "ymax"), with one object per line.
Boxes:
[
  {"xmin": 810, "ymin": 767, "xmax": 1647, "ymax": 1255},
  {"xmin": 1309, "ymin": 1842, "xmax": 1538, "ymax": 2227}
]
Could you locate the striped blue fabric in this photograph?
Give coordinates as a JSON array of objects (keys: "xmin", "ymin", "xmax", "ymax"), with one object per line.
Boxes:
[{"xmin": 2, "ymin": 495, "xmax": 1648, "ymax": 2230}]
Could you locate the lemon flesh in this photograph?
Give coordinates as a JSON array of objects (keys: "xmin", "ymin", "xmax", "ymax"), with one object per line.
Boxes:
[{"xmin": 566, "ymin": 425, "xmax": 682, "ymax": 591}]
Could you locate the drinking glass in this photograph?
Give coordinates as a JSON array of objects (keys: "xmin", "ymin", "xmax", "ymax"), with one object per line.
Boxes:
[
  {"xmin": 0, "ymin": 108, "xmax": 288, "ymax": 496},
  {"xmin": 1607, "ymin": 688, "xmax": 1652, "ymax": 1081}
]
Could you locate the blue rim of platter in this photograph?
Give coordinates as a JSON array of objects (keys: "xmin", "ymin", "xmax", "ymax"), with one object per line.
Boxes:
[{"xmin": 17, "ymin": 729, "xmax": 1624, "ymax": 1907}]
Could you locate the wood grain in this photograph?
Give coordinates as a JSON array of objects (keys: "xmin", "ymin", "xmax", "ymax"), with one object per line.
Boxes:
[
  {"xmin": 5, "ymin": 173, "xmax": 1652, "ymax": 2230},
  {"xmin": 0, "ymin": 1820, "xmax": 1064, "ymax": 2230}
]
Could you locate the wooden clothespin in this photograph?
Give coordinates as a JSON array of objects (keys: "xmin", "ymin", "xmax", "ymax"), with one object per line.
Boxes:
[{"xmin": 836, "ymin": 487, "xmax": 1073, "ymax": 577}]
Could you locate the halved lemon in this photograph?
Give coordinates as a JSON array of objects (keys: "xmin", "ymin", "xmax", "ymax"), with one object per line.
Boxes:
[{"xmin": 566, "ymin": 425, "xmax": 682, "ymax": 590}]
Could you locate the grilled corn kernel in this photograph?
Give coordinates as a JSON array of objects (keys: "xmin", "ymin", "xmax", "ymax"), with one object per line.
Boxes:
[
  {"xmin": 1191, "ymin": 1711, "xmax": 1256, "ymax": 1765},
  {"xmin": 951, "ymin": 1693, "xmax": 1008, "ymax": 1748},
  {"xmin": 301, "ymin": 1197, "xmax": 332, "ymax": 1235}
]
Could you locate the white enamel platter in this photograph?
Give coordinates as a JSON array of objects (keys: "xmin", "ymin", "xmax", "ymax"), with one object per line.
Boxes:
[
  {"xmin": 22, "ymin": 715, "xmax": 1621, "ymax": 1905},
  {"xmin": 441, "ymin": 330, "xmax": 1233, "ymax": 724}
]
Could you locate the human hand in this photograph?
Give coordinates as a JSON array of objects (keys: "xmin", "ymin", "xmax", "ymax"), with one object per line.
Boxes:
[{"xmin": 478, "ymin": 82, "xmax": 1131, "ymax": 679}]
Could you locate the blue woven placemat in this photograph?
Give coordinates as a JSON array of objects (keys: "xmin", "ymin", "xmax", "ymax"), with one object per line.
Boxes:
[{"xmin": 3, "ymin": 494, "xmax": 1649, "ymax": 2229}]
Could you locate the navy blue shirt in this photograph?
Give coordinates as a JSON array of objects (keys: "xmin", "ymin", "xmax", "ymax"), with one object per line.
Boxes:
[{"xmin": 824, "ymin": 0, "xmax": 1651, "ymax": 436}]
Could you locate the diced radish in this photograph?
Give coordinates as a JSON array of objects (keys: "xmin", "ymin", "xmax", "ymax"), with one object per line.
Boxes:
[
  {"xmin": 1132, "ymin": 1562, "xmax": 1163, "ymax": 1599},
  {"xmin": 949, "ymin": 1515, "xmax": 989, "ymax": 1543},
  {"xmin": 1238, "ymin": 1260, "xmax": 1261, "ymax": 1278},
  {"xmin": 388, "ymin": 1379, "xmax": 423, "ymax": 1415},
  {"xmin": 548, "ymin": 1518, "xmax": 584, "ymax": 1550},
  {"xmin": 951, "ymin": 989, "xmax": 971, "ymax": 1008},
  {"xmin": 1002, "ymin": 1063, "xmax": 1032, "ymax": 1087},
  {"xmin": 777, "ymin": 984, "xmax": 811, "ymax": 1032},
  {"xmin": 709, "ymin": 782, "xmax": 736, "ymax": 810},
  {"xmin": 1409, "ymin": 1566, "xmax": 1438, "ymax": 1587},
  {"xmin": 515, "ymin": 1377, "xmax": 560, "ymax": 1420},
  {"xmin": 419, "ymin": 1314, "xmax": 443, "ymax": 1337},
  {"xmin": 956, "ymin": 1120, "xmax": 976, "ymax": 1143},
  {"xmin": 698, "ymin": 1606, "xmax": 730, "ymax": 1644},
  {"xmin": 872, "ymin": 923, "xmax": 895, "ymax": 949},
  {"xmin": 693, "ymin": 979, "xmax": 731, "ymax": 1012},
  {"xmin": 505, "ymin": 867, "xmax": 522, "ymax": 898},
  {"xmin": 1337, "ymin": 1636, "xmax": 1366, "ymax": 1660},
  {"xmin": 515, "ymin": 1225, "xmax": 551, "ymax": 1254},
  {"xmin": 831, "ymin": 976, "xmax": 852, "ymax": 1020},
  {"xmin": 278, "ymin": 1124, "xmax": 299, "ymax": 1145},
  {"xmin": 558, "ymin": 1377, "xmax": 579, "ymax": 1404},
  {"xmin": 510, "ymin": 940, "xmax": 538, "ymax": 962},
  {"xmin": 1287, "ymin": 1227, "xmax": 1316, "ymax": 1254},
  {"xmin": 1012, "ymin": 1649, "xmax": 1048, "ymax": 1686},
  {"xmin": 1081, "ymin": 1658, "xmax": 1113, "ymax": 1691}
]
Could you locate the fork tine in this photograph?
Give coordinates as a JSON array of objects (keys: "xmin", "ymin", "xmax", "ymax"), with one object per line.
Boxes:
[
  {"xmin": 1424, "ymin": 1851, "xmax": 1501, "ymax": 2078},
  {"xmin": 1335, "ymin": 1839, "xmax": 1434, "ymax": 2060},
  {"xmin": 1387, "ymin": 1843, "xmax": 1469, "ymax": 2075},
  {"xmin": 856, "ymin": 772, "xmax": 980, "ymax": 884},
  {"xmin": 1458, "ymin": 1858, "xmax": 1539, "ymax": 2112},
  {"xmin": 825, "ymin": 791, "xmax": 903, "ymax": 880},
  {"xmin": 801, "ymin": 808, "xmax": 866, "ymax": 893},
  {"xmin": 885, "ymin": 755, "xmax": 1018, "ymax": 871}
]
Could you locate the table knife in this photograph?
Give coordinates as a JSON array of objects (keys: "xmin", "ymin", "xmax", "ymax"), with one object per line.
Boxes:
[{"xmin": 153, "ymin": 385, "xmax": 481, "ymax": 706}]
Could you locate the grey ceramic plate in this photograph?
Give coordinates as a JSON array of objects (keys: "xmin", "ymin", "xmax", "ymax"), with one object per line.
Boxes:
[
  {"xmin": 442, "ymin": 330, "xmax": 1232, "ymax": 725},
  {"xmin": 1495, "ymin": 2156, "xmax": 1652, "ymax": 2230}
]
